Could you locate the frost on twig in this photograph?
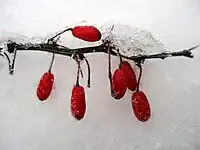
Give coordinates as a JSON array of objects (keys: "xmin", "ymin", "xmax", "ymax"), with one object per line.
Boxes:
[
  {"xmin": 0, "ymin": 22, "xmax": 199, "ymax": 74},
  {"xmin": 100, "ymin": 22, "xmax": 168, "ymax": 57}
]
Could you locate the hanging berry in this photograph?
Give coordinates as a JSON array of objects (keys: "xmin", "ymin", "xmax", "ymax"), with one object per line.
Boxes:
[
  {"xmin": 131, "ymin": 63, "xmax": 151, "ymax": 122},
  {"xmin": 70, "ymin": 59, "xmax": 86, "ymax": 120},
  {"xmin": 37, "ymin": 72, "xmax": 54, "ymax": 101},
  {"xmin": 132, "ymin": 91, "xmax": 151, "ymax": 122},
  {"xmin": 36, "ymin": 53, "xmax": 55, "ymax": 101},
  {"xmin": 106, "ymin": 43, "xmax": 128, "ymax": 99},
  {"xmin": 70, "ymin": 85, "xmax": 86, "ymax": 120},
  {"xmin": 111, "ymin": 49, "xmax": 127, "ymax": 99},
  {"xmin": 112, "ymin": 68, "xmax": 127, "ymax": 99},
  {"xmin": 72, "ymin": 26, "xmax": 101, "ymax": 42},
  {"xmin": 121, "ymin": 61, "xmax": 137, "ymax": 91}
]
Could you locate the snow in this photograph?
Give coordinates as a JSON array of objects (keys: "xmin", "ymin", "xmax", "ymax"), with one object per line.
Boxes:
[
  {"xmin": 0, "ymin": 0, "xmax": 200, "ymax": 150},
  {"xmin": 100, "ymin": 22, "xmax": 167, "ymax": 56}
]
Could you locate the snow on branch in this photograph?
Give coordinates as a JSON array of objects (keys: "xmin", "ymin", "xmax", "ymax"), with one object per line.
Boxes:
[
  {"xmin": 0, "ymin": 22, "xmax": 199, "ymax": 75},
  {"xmin": 0, "ymin": 37, "xmax": 198, "ymax": 75}
]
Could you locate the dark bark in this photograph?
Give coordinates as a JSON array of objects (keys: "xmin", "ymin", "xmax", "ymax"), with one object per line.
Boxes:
[{"xmin": 0, "ymin": 41, "xmax": 199, "ymax": 75}]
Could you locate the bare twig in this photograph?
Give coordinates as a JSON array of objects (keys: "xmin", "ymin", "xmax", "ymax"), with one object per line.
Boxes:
[
  {"xmin": 0, "ymin": 40, "xmax": 199, "ymax": 75},
  {"xmin": 11, "ymin": 42, "xmax": 199, "ymax": 61},
  {"xmin": 126, "ymin": 44, "xmax": 199, "ymax": 62},
  {"xmin": 48, "ymin": 27, "xmax": 73, "ymax": 42}
]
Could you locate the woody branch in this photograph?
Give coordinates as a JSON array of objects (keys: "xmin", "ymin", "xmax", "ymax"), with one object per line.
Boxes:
[
  {"xmin": 4, "ymin": 41, "xmax": 199, "ymax": 62},
  {"xmin": 0, "ymin": 23, "xmax": 199, "ymax": 75}
]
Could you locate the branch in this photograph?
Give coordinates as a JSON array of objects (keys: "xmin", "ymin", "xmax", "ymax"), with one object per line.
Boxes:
[
  {"xmin": 9, "ymin": 42, "xmax": 200, "ymax": 60},
  {"xmin": 0, "ymin": 40, "xmax": 199, "ymax": 74},
  {"xmin": 126, "ymin": 44, "xmax": 199, "ymax": 62}
]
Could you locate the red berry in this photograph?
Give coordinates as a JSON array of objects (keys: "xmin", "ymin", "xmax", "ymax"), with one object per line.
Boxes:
[
  {"xmin": 112, "ymin": 68, "xmax": 127, "ymax": 99},
  {"xmin": 72, "ymin": 26, "xmax": 101, "ymax": 42},
  {"xmin": 121, "ymin": 61, "xmax": 137, "ymax": 91},
  {"xmin": 37, "ymin": 72, "xmax": 54, "ymax": 101},
  {"xmin": 70, "ymin": 85, "xmax": 86, "ymax": 120},
  {"xmin": 131, "ymin": 91, "xmax": 151, "ymax": 122}
]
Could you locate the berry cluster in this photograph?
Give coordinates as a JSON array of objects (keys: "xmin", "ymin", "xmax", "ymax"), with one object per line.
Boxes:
[
  {"xmin": 35, "ymin": 25, "xmax": 150, "ymax": 122},
  {"xmin": 111, "ymin": 60, "xmax": 151, "ymax": 122}
]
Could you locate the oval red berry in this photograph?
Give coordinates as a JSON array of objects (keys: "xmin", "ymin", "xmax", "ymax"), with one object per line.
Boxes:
[
  {"xmin": 112, "ymin": 68, "xmax": 127, "ymax": 99},
  {"xmin": 72, "ymin": 26, "xmax": 101, "ymax": 42},
  {"xmin": 37, "ymin": 72, "xmax": 54, "ymax": 101},
  {"xmin": 131, "ymin": 91, "xmax": 151, "ymax": 122},
  {"xmin": 121, "ymin": 61, "xmax": 137, "ymax": 91},
  {"xmin": 70, "ymin": 85, "xmax": 86, "ymax": 120}
]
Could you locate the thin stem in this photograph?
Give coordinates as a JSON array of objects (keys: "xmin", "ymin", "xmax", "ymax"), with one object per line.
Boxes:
[
  {"xmin": 136, "ymin": 63, "xmax": 142, "ymax": 91},
  {"xmin": 80, "ymin": 68, "xmax": 84, "ymax": 78},
  {"xmin": 75, "ymin": 53, "xmax": 84, "ymax": 78},
  {"xmin": 108, "ymin": 46, "xmax": 116, "ymax": 97},
  {"xmin": 76, "ymin": 61, "xmax": 81, "ymax": 86},
  {"xmin": 9, "ymin": 47, "xmax": 17, "ymax": 75},
  {"xmin": 84, "ymin": 58, "xmax": 91, "ymax": 88},
  {"xmin": 3, "ymin": 52, "xmax": 12, "ymax": 72},
  {"xmin": 48, "ymin": 28, "xmax": 73, "ymax": 41},
  {"xmin": 48, "ymin": 53, "xmax": 55, "ymax": 72},
  {"xmin": 116, "ymin": 48, "xmax": 123, "ymax": 68}
]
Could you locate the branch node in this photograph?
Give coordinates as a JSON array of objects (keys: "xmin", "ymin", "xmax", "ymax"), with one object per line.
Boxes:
[{"xmin": 182, "ymin": 50, "xmax": 193, "ymax": 58}]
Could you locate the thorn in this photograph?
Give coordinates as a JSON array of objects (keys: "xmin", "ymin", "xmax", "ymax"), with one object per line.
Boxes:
[
  {"xmin": 110, "ymin": 25, "xmax": 114, "ymax": 31},
  {"xmin": 0, "ymin": 53, "xmax": 4, "ymax": 57},
  {"xmin": 188, "ymin": 44, "xmax": 199, "ymax": 51}
]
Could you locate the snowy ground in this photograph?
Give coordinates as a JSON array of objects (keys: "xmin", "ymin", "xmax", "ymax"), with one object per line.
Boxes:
[{"xmin": 0, "ymin": 0, "xmax": 200, "ymax": 150}]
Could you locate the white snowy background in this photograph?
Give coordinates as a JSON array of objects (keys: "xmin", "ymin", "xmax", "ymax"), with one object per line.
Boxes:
[{"xmin": 0, "ymin": 0, "xmax": 200, "ymax": 150}]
